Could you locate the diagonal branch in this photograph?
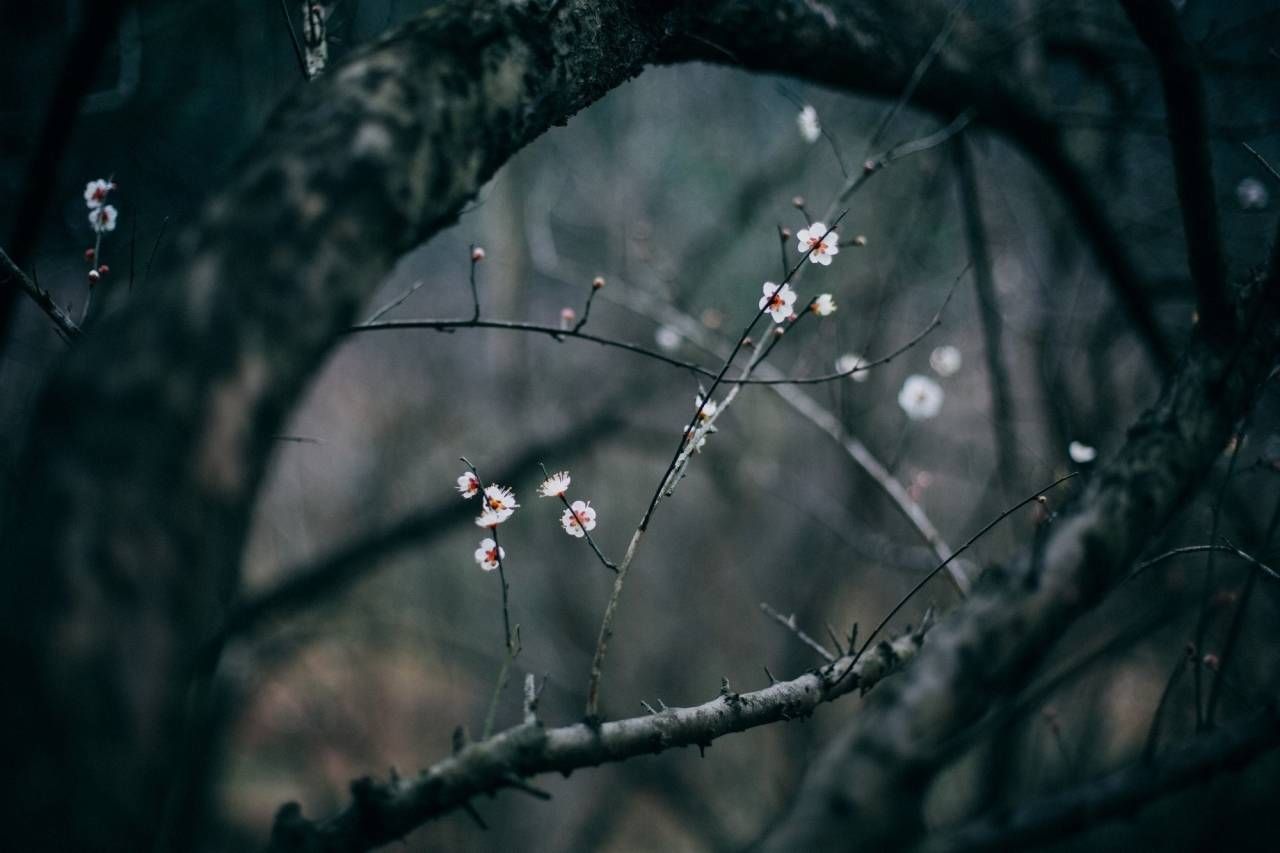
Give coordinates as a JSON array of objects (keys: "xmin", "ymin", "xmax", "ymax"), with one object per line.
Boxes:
[
  {"xmin": 265, "ymin": 617, "xmax": 935, "ymax": 853},
  {"xmin": 0, "ymin": 246, "xmax": 81, "ymax": 342},
  {"xmin": 759, "ymin": 238, "xmax": 1280, "ymax": 851},
  {"xmin": 922, "ymin": 709, "xmax": 1280, "ymax": 853},
  {"xmin": 1118, "ymin": 0, "xmax": 1233, "ymax": 340}
]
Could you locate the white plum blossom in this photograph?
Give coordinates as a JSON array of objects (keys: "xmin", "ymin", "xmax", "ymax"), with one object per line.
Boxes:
[
  {"xmin": 797, "ymin": 105, "xmax": 821, "ymax": 143},
  {"xmin": 476, "ymin": 507, "xmax": 511, "ymax": 529},
  {"xmin": 456, "ymin": 471, "xmax": 480, "ymax": 498},
  {"xmin": 560, "ymin": 500, "xmax": 597, "ymax": 537},
  {"xmin": 654, "ymin": 324, "xmax": 682, "ymax": 352},
  {"xmin": 83, "ymin": 179, "xmax": 113, "ymax": 208},
  {"xmin": 796, "ymin": 222, "xmax": 839, "ymax": 265},
  {"xmin": 1069, "ymin": 441, "xmax": 1098, "ymax": 463},
  {"xmin": 1236, "ymin": 177, "xmax": 1269, "ymax": 211},
  {"xmin": 929, "ymin": 345, "xmax": 962, "ymax": 377},
  {"xmin": 898, "ymin": 374, "xmax": 944, "ymax": 420},
  {"xmin": 759, "ymin": 281, "xmax": 798, "ymax": 324},
  {"xmin": 811, "ymin": 293, "xmax": 837, "ymax": 316},
  {"xmin": 89, "ymin": 204, "xmax": 118, "ymax": 233},
  {"xmin": 694, "ymin": 394, "xmax": 718, "ymax": 423},
  {"xmin": 474, "ymin": 538, "xmax": 504, "ymax": 571},
  {"xmin": 538, "ymin": 471, "xmax": 571, "ymax": 498},
  {"xmin": 835, "ymin": 353, "xmax": 870, "ymax": 382},
  {"xmin": 482, "ymin": 484, "xmax": 519, "ymax": 515}
]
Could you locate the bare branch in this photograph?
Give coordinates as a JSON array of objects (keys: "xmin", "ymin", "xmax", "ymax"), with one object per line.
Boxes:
[
  {"xmin": 264, "ymin": 621, "xmax": 933, "ymax": 853},
  {"xmin": 1119, "ymin": 0, "xmax": 1233, "ymax": 339},
  {"xmin": 0, "ymin": 246, "xmax": 81, "ymax": 342}
]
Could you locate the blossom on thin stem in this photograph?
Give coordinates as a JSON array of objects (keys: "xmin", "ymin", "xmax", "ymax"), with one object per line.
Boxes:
[
  {"xmin": 797, "ymin": 105, "xmax": 821, "ymax": 143},
  {"xmin": 759, "ymin": 281, "xmax": 797, "ymax": 324},
  {"xmin": 474, "ymin": 537, "xmax": 504, "ymax": 571},
  {"xmin": 83, "ymin": 179, "xmax": 114, "ymax": 208},
  {"xmin": 560, "ymin": 500, "xmax": 597, "ymax": 537},
  {"xmin": 898, "ymin": 374, "xmax": 944, "ymax": 420},
  {"xmin": 456, "ymin": 471, "xmax": 481, "ymax": 498},
  {"xmin": 537, "ymin": 470, "xmax": 571, "ymax": 498},
  {"xmin": 483, "ymin": 484, "xmax": 519, "ymax": 514},
  {"xmin": 89, "ymin": 204, "xmax": 118, "ymax": 233},
  {"xmin": 811, "ymin": 293, "xmax": 837, "ymax": 316},
  {"xmin": 796, "ymin": 222, "xmax": 839, "ymax": 266},
  {"xmin": 694, "ymin": 393, "xmax": 718, "ymax": 422}
]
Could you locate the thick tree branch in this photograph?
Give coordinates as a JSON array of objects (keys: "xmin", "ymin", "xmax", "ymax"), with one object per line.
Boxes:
[
  {"xmin": 760, "ymin": 249, "xmax": 1280, "ymax": 850},
  {"xmin": 1118, "ymin": 0, "xmax": 1233, "ymax": 340},
  {"xmin": 922, "ymin": 709, "xmax": 1280, "ymax": 853},
  {"xmin": 264, "ymin": 617, "xmax": 934, "ymax": 853},
  {"xmin": 0, "ymin": 246, "xmax": 81, "ymax": 342}
]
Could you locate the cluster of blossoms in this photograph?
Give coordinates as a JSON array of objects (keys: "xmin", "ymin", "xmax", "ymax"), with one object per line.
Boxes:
[
  {"xmin": 537, "ymin": 470, "xmax": 598, "ymax": 538},
  {"xmin": 84, "ymin": 178, "xmax": 118, "ymax": 234},
  {"xmin": 83, "ymin": 179, "xmax": 119, "ymax": 291},
  {"xmin": 753, "ymin": 221, "xmax": 840, "ymax": 329},
  {"xmin": 458, "ymin": 466, "xmax": 603, "ymax": 570}
]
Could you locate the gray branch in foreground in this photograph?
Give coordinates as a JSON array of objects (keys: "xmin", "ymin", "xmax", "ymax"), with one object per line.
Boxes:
[
  {"xmin": 922, "ymin": 709, "xmax": 1280, "ymax": 853},
  {"xmin": 264, "ymin": 616, "xmax": 934, "ymax": 853}
]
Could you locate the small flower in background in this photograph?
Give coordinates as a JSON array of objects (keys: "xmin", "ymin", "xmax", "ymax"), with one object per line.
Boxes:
[
  {"xmin": 474, "ymin": 537, "xmax": 504, "ymax": 571},
  {"xmin": 797, "ymin": 104, "xmax": 821, "ymax": 143},
  {"xmin": 83, "ymin": 179, "xmax": 114, "ymax": 208},
  {"xmin": 795, "ymin": 222, "xmax": 839, "ymax": 265},
  {"xmin": 654, "ymin": 325, "xmax": 682, "ymax": 352},
  {"xmin": 560, "ymin": 500, "xmax": 597, "ymax": 537},
  {"xmin": 456, "ymin": 471, "xmax": 480, "ymax": 498},
  {"xmin": 538, "ymin": 470, "xmax": 571, "ymax": 498},
  {"xmin": 1236, "ymin": 177, "xmax": 1269, "ymax": 211},
  {"xmin": 89, "ymin": 204, "xmax": 118, "ymax": 233},
  {"xmin": 929, "ymin": 345, "xmax": 962, "ymax": 377},
  {"xmin": 694, "ymin": 394, "xmax": 718, "ymax": 423},
  {"xmin": 898, "ymin": 374, "xmax": 944, "ymax": 420},
  {"xmin": 1068, "ymin": 441, "xmax": 1097, "ymax": 463},
  {"xmin": 483, "ymin": 484, "xmax": 519, "ymax": 515},
  {"xmin": 835, "ymin": 353, "xmax": 870, "ymax": 382},
  {"xmin": 759, "ymin": 281, "xmax": 798, "ymax": 323},
  {"xmin": 811, "ymin": 293, "xmax": 837, "ymax": 316}
]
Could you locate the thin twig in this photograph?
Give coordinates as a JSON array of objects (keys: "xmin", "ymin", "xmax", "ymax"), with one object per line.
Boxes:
[
  {"xmin": 759, "ymin": 603, "xmax": 837, "ymax": 662},
  {"xmin": 365, "ymin": 279, "xmax": 426, "ymax": 324},
  {"xmin": 278, "ymin": 0, "xmax": 311, "ymax": 82},
  {"xmin": 841, "ymin": 472, "xmax": 1078, "ymax": 681}
]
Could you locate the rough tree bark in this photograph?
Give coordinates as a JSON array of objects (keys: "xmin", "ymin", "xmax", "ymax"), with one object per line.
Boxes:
[
  {"xmin": 0, "ymin": 1, "xmax": 1243, "ymax": 850},
  {"xmin": 759, "ymin": 255, "xmax": 1280, "ymax": 850}
]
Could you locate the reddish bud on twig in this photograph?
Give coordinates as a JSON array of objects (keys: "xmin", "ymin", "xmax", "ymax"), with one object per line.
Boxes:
[
  {"xmin": 84, "ymin": 248, "xmax": 95, "ymax": 262},
  {"xmin": 471, "ymin": 246, "xmax": 486, "ymax": 262},
  {"xmin": 559, "ymin": 307, "xmax": 576, "ymax": 330},
  {"xmin": 1202, "ymin": 653, "xmax": 1220, "ymax": 671},
  {"xmin": 791, "ymin": 195, "xmax": 805, "ymax": 208},
  {"xmin": 591, "ymin": 276, "xmax": 605, "ymax": 290},
  {"xmin": 97, "ymin": 264, "xmax": 109, "ymax": 276}
]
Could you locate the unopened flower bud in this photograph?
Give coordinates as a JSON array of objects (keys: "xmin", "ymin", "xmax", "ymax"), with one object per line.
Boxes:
[
  {"xmin": 791, "ymin": 195, "xmax": 805, "ymax": 208},
  {"xmin": 779, "ymin": 227, "xmax": 792, "ymax": 241},
  {"xmin": 97, "ymin": 264, "xmax": 109, "ymax": 276},
  {"xmin": 87, "ymin": 269, "xmax": 100, "ymax": 284},
  {"xmin": 853, "ymin": 235, "xmax": 868, "ymax": 247},
  {"xmin": 559, "ymin": 307, "xmax": 576, "ymax": 330},
  {"xmin": 864, "ymin": 159, "xmax": 876, "ymax": 173},
  {"xmin": 471, "ymin": 246, "xmax": 486, "ymax": 262},
  {"xmin": 84, "ymin": 248, "xmax": 95, "ymax": 262},
  {"xmin": 1202, "ymin": 653, "xmax": 1220, "ymax": 671},
  {"xmin": 592, "ymin": 276, "xmax": 605, "ymax": 290}
]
